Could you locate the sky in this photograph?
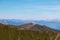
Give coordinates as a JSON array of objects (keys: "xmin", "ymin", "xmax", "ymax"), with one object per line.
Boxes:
[{"xmin": 0, "ymin": 0, "xmax": 60, "ymax": 20}]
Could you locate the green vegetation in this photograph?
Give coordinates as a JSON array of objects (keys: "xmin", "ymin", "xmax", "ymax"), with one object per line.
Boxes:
[
  {"xmin": 18, "ymin": 30, "xmax": 57, "ymax": 40},
  {"xmin": 0, "ymin": 24, "xmax": 60, "ymax": 40}
]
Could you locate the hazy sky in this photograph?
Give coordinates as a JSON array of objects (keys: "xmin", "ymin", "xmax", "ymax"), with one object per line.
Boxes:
[{"xmin": 0, "ymin": 0, "xmax": 60, "ymax": 20}]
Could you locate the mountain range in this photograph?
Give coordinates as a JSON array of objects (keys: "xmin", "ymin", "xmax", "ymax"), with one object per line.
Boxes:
[
  {"xmin": 0, "ymin": 19, "xmax": 60, "ymax": 30},
  {"xmin": 17, "ymin": 23, "xmax": 60, "ymax": 33},
  {"xmin": 0, "ymin": 23, "xmax": 60, "ymax": 40}
]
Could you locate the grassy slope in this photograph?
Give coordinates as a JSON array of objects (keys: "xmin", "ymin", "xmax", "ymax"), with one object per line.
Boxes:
[
  {"xmin": 18, "ymin": 30, "xmax": 57, "ymax": 40},
  {"xmin": 0, "ymin": 24, "xmax": 60, "ymax": 40}
]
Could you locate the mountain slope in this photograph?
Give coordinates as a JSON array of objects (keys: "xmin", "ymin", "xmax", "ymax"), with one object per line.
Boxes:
[
  {"xmin": 0, "ymin": 19, "xmax": 60, "ymax": 30},
  {"xmin": 18, "ymin": 23, "xmax": 60, "ymax": 33},
  {"xmin": 0, "ymin": 23, "xmax": 60, "ymax": 40}
]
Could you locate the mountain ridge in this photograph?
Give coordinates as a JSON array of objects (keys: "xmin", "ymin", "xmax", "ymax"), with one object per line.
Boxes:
[
  {"xmin": 17, "ymin": 23, "xmax": 60, "ymax": 33},
  {"xmin": 0, "ymin": 19, "xmax": 60, "ymax": 30},
  {"xmin": 0, "ymin": 23, "xmax": 60, "ymax": 40},
  {"xmin": 0, "ymin": 23, "xmax": 60, "ymax": 33}
]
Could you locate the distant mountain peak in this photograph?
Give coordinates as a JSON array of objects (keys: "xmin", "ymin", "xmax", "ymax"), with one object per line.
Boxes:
[
  {"xmin": 17, "ymin": 23, "xmax": 60, "ymax": 33},
  {"xmin": 18, "ymin": 23, "xmax": 49, "ymax": 30},
  {"xmin": 18, "ymin": 23, "xmax": 37, "ymax": 29}
]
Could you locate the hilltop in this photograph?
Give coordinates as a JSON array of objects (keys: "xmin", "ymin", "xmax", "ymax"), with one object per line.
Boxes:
[{"xmin": 17, "ymin": 23, "xmax": 60, "ymax": 33}]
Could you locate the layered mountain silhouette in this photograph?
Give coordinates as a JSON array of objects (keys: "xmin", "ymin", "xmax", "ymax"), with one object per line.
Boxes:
[
  {"xmin": 0, "ymin": 23, "xmax": 60, "ymax": 32},
  {"xmin": 0, "ymin": 19, "xmax": 60, "ymax": 30},
  {"xmin": 0, "ymin": 23, "xmax": 60, "ymax": 40},
  {"xmin": 17, "ymin": 23, "xmax": 60, "ymax": 33}
]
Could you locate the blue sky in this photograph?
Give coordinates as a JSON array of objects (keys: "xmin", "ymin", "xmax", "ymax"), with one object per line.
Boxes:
[{"xmin": 0, "ymin": 0, "xmax": 60, "ymax": 20}]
